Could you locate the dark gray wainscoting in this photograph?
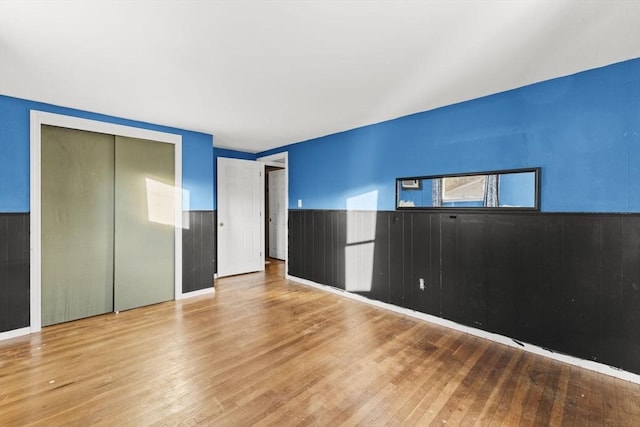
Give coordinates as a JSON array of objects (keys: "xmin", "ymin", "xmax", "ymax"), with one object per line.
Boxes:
[
  {"xmin": 0, "ymin": 211, "xmax": 215, "ymax": 334},
  {"xmin": 182, "ymin": 210, "xmax": 216, "ymax": 293},
  {"xmin": 288, "ymin": 210, "xmax": 640, "ymax": 375},
  {"xmin": 0, "ymin": 213, "xmax": 30, "ymax": 333}
]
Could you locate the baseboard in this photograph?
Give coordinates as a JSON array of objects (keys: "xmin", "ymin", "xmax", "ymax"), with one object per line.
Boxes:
[
  {"xmin": 286, "ymin": 274, "xmax": 640, "ymax": 385},
  {"xmin": 1, "ymin": 288, "xmax": 216, "ymax": 342},
  {"xmin": 179, "ymin": 286, "xmax": 215, "ymax": 300},
  {"xmin": 0, "ymin": 327, "xmax": 31, "ymax": 342}
]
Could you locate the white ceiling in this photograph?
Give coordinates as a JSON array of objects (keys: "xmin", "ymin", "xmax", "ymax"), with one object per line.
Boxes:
[{"xmin": 1, "ymin": 1, "xmax": 639, "ymax": 153}]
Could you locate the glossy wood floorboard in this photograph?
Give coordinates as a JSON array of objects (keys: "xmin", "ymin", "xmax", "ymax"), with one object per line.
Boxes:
[{"xmin": 2, "ymin": 260, "xmax": 640, "ymax": 426}]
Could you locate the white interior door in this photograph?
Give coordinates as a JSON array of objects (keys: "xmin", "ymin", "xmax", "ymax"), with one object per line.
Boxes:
[
  {"xmin": 268, "ymin": 169, "xmax": 286, "ymax": 260},
  {"xmin": 217, "ymin": 157, "xmax": 264, "ymax": 277}
]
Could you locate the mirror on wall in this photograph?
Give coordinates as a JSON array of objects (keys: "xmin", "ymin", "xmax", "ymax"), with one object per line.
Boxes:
[{"xmin": 396, "ymin": 168, "xmax": 540, "ymax": 211}]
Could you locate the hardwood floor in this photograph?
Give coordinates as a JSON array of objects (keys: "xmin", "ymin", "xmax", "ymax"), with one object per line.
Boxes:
[{"xmin": 2, "ymin": 260, "xmax": 640, "ymax": 426}]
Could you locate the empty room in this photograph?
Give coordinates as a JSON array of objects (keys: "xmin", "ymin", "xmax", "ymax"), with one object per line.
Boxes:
[{"xmin": 1, "ymin": 0, "xmax": 640, "ymax": 425}]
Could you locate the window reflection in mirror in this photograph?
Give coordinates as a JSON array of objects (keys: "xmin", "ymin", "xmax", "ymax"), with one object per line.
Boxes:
[{"xmin": 397, "ymin": 168, "xmax": 539, "ymax": 210}]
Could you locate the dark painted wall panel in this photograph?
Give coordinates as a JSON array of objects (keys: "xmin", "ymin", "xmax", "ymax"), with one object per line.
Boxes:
[
  {"xmin": 334, "ymin": 210, "xmax": 346, "ymax": 290},
  {"xmin": 543, "ymin": 215, "xmax": 565, "ymax": 351},
  {"xmin": 406, "ymin": 212, "xmax": 433, "ymax": 315},
  {"xmin": 439, "ymin": 214, "xmax": 457, "ymax": 321},
  {"xmin": 613, "ymin": 217, "xmax": 640, "ymax": 373},
  {"xmin": 389, "ymin": 212, "xmax": 405, "ymax": 306},
  {"xmin": 402, "ymin": 213, "xmax": 417, "ymax": 313},
  {"xmin": 311, "ymin": 211, "xmax": 325, "ymax": 285},
  {"xmin": 323, "ymin": 212, "xmax": 335, "ymax": 289},
  {"xmin": 183, "ymin": 211, "xmax": 194, "ymax": 274},
  {"xmin": 288, "ymin": 209, "xmax": 640, "ymax": 375},
  {"xmin": 287, "ymin": 209, "xmax": 302, "ymax": 278},
  {"xmin": 484, "ymin": 215, "xmax": 519, "ymax": 338},
  {"xmin": 455, "ymin": 215, "xmax": 488, "ymax": 329},
  {"xmin": 441, "ymin": 214, "xmax": 490, "ymax": 326},
  {"xmin": 558, "ymin": 216, "xmax": 602, "ymax": 361},
  {"xmin": 0, "ymin": 213, "xmax": 30, "ymax": 333},
  {"xmin": 209, "ymin": 211, "xmax": 217, "ymax": 278},
  {"xmin": 598, "ymin": 217, "xmax": 624, "ymax": 367},
  {"xmin": 515, "ymin": 216, "xmax": 552, "ymax": 348},
  {"xmin": 303, "ymin": 210, "xmax": 314, "ymax": 280},
  {"xmin": 181, "ymin": 210, "xmax": 215, "ymax": 293},
  {"xmin": 0, "ymin": 211, "xmax": 214, "ymax": 333}
]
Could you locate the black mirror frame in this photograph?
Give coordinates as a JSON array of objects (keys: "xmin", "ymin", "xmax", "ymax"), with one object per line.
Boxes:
[{"xmin": 395, "ymin": 167, "xmax": 541, "ymax": 211}]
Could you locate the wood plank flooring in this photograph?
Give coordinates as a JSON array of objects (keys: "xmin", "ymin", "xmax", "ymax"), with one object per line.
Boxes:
[{"xmin": 1, "ymin": 260, "xmax": 640, "ymax": 426}]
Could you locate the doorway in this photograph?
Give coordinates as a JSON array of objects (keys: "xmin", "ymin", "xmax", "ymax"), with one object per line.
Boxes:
[
  {"xmin": 265, "ymin": 166, "xmax": 286, "ymax": 261},
  {"xmin": 215, "ymin": 152, "xmax": 288, "ymax": 279},
  {"xmin": 257, "ymin": 152, "xmax": 288, "ymax": 277}
]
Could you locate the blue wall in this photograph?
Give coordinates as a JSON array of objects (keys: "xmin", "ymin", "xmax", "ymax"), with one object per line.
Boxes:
[
  {"xmin": 5, "ymin": 58, "xmax": 639, "ymax": 214},
  {"xmin": 259, "ymin": 58, "xmax": 640, "ymax": 213},
  {"xmin": 0, "ymin": 95, "xmax": 214, "ymax": 212},
  {"xmin": 214, "ymin": 148, "xmax": 257, "ymax": 161}
]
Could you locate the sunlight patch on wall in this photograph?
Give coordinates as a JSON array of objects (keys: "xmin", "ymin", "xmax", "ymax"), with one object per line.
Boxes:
[
  {"xmin": 346, "ymin": 189, "xmax": 379, "ymax": 211},
  {"xmin": 345, "ymin": 190, "xmax": 378, "ymax": 292},
  {"xmin": 145, "ymin": 178, "xmax": 175, "ymax": 227},
  {"xmin": 182, "ymin": 190, "xmax": 191, "ymax": 229}
]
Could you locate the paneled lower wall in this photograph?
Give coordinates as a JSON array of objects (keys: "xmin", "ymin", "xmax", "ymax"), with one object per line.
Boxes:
[
  {"xmin": 288, "ymin": 209, "xmax": 640, "ymax": 375},
  {"xmin": 0, "ymin": 211, "xmax": 215, "ymax": 334},
  {"xmin": 182, "ymin": 210, "xmax": 216, "ymax": 292},
  {"xmin": 0, "ymin": 213, "xmax": 30, "ymax": 333}
]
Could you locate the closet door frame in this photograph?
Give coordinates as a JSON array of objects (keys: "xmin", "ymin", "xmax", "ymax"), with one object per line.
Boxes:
[{"xmin": 30, "ymin": 111, "xmax": 183, "ymax": 333}]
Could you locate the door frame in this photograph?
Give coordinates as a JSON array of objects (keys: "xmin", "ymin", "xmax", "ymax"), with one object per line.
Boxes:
[
  {"xmin": 265, "ymin": 167, "xmax": 286, "ymax": 260},
  {"xmin": 30, "ymin": 110, "xmax": 183, "ymax": 333},
  {"xmin": 257, "ymin": 152, "xmax": 288, "ymax": 271}
]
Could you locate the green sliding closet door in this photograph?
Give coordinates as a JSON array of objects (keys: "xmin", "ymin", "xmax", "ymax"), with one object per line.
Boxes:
[
  {"xmin": 41, "ymin": 125, "xmax": 115, "ymax": 326},
  {"xmin": 113, "ymin": 136, "xmax": 175, "ymax": 312},
  {"xmin": 41, "ymin": 127, "xmax": 176, "ymax": 326}
]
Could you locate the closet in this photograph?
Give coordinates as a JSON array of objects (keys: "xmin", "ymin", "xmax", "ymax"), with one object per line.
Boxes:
[{"xmin": 41, "ymin": 125, "xmax": 175, "ymax": 326}]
